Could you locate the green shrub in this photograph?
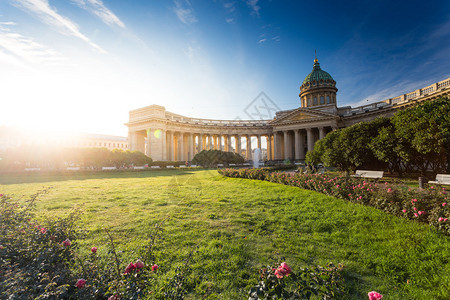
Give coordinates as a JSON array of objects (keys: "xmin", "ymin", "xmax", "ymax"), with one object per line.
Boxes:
[
  {"xmin": 248, "ymin": 261, "xmax": 345, "ymax": 299},
  {"xmin": 192, "ymin": 150, "xmax": 244, "ymax": 167}
]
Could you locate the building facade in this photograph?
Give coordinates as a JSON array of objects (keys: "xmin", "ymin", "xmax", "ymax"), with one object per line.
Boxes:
[
  {"xmin": 126, "ymin": 59, "xmax": 450, "ymax": 161},
  {"xmin": 0, "ymin": 129, "xmax": 128, "ymax": 152}
]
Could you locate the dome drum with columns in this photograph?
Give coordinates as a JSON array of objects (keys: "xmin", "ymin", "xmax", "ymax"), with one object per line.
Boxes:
[
  {"xmin": 126, "ymin": 57, "xmax": 450, "ymax": 162},
  {"xmin": 300, "ymin": 58, "xmax": 338, "ymax": 112}
]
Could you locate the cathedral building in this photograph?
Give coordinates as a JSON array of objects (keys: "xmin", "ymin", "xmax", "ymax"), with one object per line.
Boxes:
[{"xmin": 126, "ymin": 58, "xmax": 450, "ymax": 162}]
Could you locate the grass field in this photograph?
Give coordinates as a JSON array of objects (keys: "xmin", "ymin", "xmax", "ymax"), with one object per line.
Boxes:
[{"xmin": 1, "ymin": 170, "xmax": 449, "ymax": 299}]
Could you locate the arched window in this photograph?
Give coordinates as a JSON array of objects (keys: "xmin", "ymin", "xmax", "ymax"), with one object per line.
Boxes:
[
  {"xmin": 313, "ymin": 97, "xmax": 318, "ymax": 105},
  {"xmin": 320, "ymin": 96, "xmax": 324, "ymax": 104},
  {"xmin": 327, "ymin": 96, "xmax": 331, "ymax": 104}
]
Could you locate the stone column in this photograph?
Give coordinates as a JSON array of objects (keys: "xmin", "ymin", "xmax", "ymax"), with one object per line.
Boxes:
[
  {"xmin": 189, "ymin": 133, "xmax": 194, "ymax": 160},
  {"xmin": 294, "ymin": 129, "xmax": 301, "ymax": 160},
  {"xmin": 283, "ymin": 131, "xmax": 289, "ymax": 160},
  {"xmin": 319, "ymin": 127, "xmax": 326, "ymax": 140},
  {"xmin": 267, "ymin": 134, "xmax": 272, "ymax": 160},
  {"xmin": 246, "ymin": 135, "xmax": 251, "ymax": 160},
  {"xmin": 178, "ymin": 133, "xmax": 185, "ymax": 161},
  {"xmin": 299, "ymin": 130, "xmax": 305, "ymax": 160},
  {"xmin": 257, "ymin": 135, "xmax": 261, "ymax": 149},
  {"xmin": 208, "ymin": 134, "xmax": 213, "ymax": 150},
  {"xmin": 162, "ymin": 130, "xmax": 167, "ymax": 161},
  {"xmin": 306, "ymin": 128, "xmax": 314, "ymax": 152},
  {"xmin": 168, "ymin": 131, "xmax": 175, "ymax": 161},
  {"xmin": 273, "ymin": 132, "xmax": 280, "ymax": 160},
  {"xmin": 227, "ymin": 135, "xmax": 232, "ymax": 152},
  {"xmin": 136, "ymin": 132, "xmax": 145, "ymax": 153},
  {"xmin": 201, "ymin": 135, "xmax": 206, "ymax": 150},
  {"xmin": 146, "ymin": 129, "xmax": 151, "ymax": 157},
  {"xmin": 128, "ymin": 132, "xmax": 137, "ymax": 151},
  {"xmin": 219, "ymin": 135, "xmax": 224, "ymax": 151},
  {"xmin": 236, "ymin": 135, "xmax": 241, "ymax": 155}
]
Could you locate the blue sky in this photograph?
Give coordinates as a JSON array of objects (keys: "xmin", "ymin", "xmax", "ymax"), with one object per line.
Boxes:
[{"xmin": 0, "ymin": 0, "xmax": 449, "ymax": 136}]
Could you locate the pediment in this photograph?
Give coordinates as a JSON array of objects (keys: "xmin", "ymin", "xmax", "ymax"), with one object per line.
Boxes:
[{"xmin": 269, "ymin": 107, "xmax": 337, "ymax": 125}]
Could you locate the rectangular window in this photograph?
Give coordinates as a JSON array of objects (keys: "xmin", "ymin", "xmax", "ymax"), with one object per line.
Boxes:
[
  {"xmin": 327, "ymin": 96, "xmax": 331, "ymax": 104},
  {"xmin": 320, "ymin": 96, "xmax": 324, "ymax": 104},
  {"xmin": 313, "ymin": 97, "xmax": 318, "ymax": 105}
]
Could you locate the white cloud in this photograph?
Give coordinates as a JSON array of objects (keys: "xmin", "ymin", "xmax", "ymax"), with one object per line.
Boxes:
[
  {"xmin": 0, "ymin": 23, "xmax": 64, "ymax": 68},
  {"xmin": 11, "ymin": 0, "xmax": 105, "ymax": 53},
  {"xmin": 225, "ymin": 18, "xmax": 234, "ymax": 24},
  {"xmin": 71, "ymin": 0, "xmax": 125, "ymax": 28},
  {"xmin": 173, "ymin": 0, "xmax": 197, "ymax": 24},
  {"xmin": 223, "ymin": 2, "xmax": 236, "ymax": 13},
  {"xmin": 258, "ymin": 38, "xmax": 266, "ymax": 44},
  {"xmin": 0, "ymin": 21, "xmax": 17, "ymax": 25},
  {"xmin": 184, "ymin": 44, "xmax": 195, "ymax": 61},
  {"xmin": 246, "ymin": 0, "xmax": 260, "ymax": 16}
]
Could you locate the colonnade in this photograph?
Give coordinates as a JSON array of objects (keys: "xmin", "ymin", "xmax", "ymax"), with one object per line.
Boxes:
[
  {"xmin": 129, "ymin": 125, "xmax": 332, "ymax": 162},
  {"xmin": 272, "ymin": 127, "xmax": 331, "ymax": 161}
]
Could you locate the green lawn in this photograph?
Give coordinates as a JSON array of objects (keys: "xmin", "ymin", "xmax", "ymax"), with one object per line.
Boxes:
[{"xmin": 1, "ymin": 170, "xmax": 449, "ymax": 299}]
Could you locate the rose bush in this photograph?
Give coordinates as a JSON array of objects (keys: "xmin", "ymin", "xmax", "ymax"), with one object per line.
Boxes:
[
  {"xmin": 218, "ymin": 169, "xmax": 450, "ymax": 235},
  {"xmin": 0, "ymin": 192, "xmax": 197, "ymax": 299},
  {"xmin": 248, "ymin": 262, "xmax": 345, "ymax": 299}
]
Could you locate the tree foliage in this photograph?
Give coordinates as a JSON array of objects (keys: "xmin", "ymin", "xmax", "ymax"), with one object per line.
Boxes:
[
  {"xmin": 307, "ymin": 97, "xmax": 449, "ymax": 175},
  {"xmin": 191, "ymin": 150, "xmax": 244, "ymax": 167},
  {"xmin": 0, "ymin": 147, "xmax": 152, "ymax": 170}
]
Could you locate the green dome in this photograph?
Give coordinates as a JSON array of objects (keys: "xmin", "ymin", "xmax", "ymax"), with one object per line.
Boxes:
[{"xmin": 302, "ymin": 60, "xmax": 334, "ymax": 85}]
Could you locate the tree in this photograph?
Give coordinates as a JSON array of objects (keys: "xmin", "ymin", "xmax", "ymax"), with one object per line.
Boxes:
[
  {"xmin": 307, "ymin": 118, "xmax": 389, "ymax": 173},
  {"xmin": 369, "ymin": 123, "xmax": 404, "ymax": 175},
  {"xmin": 391, "ymin": 97, "xmax": 449, "ymax": 175},
  {"xmin": 192, "ymin": 150, "xmax": 244, "ymax": 167},
  {"xmin": 127, "ymin": 151, "xmax": 152, "ymax": 166}
]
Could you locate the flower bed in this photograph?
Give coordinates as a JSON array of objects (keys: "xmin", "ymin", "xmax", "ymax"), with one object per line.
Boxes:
[{"xmin": 218, "ymin": 168, "xmax": 449, "ymax": 235}]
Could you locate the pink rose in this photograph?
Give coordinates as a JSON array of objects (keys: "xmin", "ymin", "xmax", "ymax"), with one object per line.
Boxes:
[
  {"xmin": 124, "ymin": 262, "xmax": 136, "ymax": 274},
  {"xmin": 443, "ymin": 203, "xmax": 447, "ymax": 207},
  {"xmin": 76, "ymin": 279, "xmax": 86, "ymax": 288},
  {"xmin": 387, "ymin": 188, "xmax": 392, "ymax": 193},
  {"xmin": 62, "ymin": 239, "xmax": 71, "ymax": 247},
  {"xmin": 0, "ymin": 194, "xmax": 3, "ymax": 197},
  {"xmin": 413, "ymin": 207, "xmax": 417, "ymax": 211},
  {"xmin": 152, "ymin": 264, "xmax": 158, "ymax": 272},
  {"xmin": 438, "ymin": 217, "xmax": 444, "ymax": 222},
  {"xmin": 444, "ymin": 218, "xmax": 448, "ymax": 222},
  {"xmin": 368, "ymin": 291, "xmax": 383, "ymax": 300},
  {"xmin": 91, "ymin": 247, "xmax": 97, "ymax": 253},
  {"xmin": 136, "ymin": 259, "xmax": 144, "ymax": 269},
  {"xmin": 108, "ymin": 295, "xmax": 120, "ymax": 300},
  {"xmin": 280, "ymin": 262, "xmax": 292, "ymax": 274},
  {"xmin": 414, "ymin": 213, "xmax": 418, "ymax": 217},
  {"xmin": 40, "ymin": 228, "xmax": 47, "ymax": 234},
  {"xmin": 418, "ymin": 211, "xmax": 425, "ymax": 215},
  {"xmin": 402, "ymin": 209, "xmax": 407, "ymax": 213},
  {"xmin": 275, "ymin": 262, "xmax": 292, "ymax": 278}
]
